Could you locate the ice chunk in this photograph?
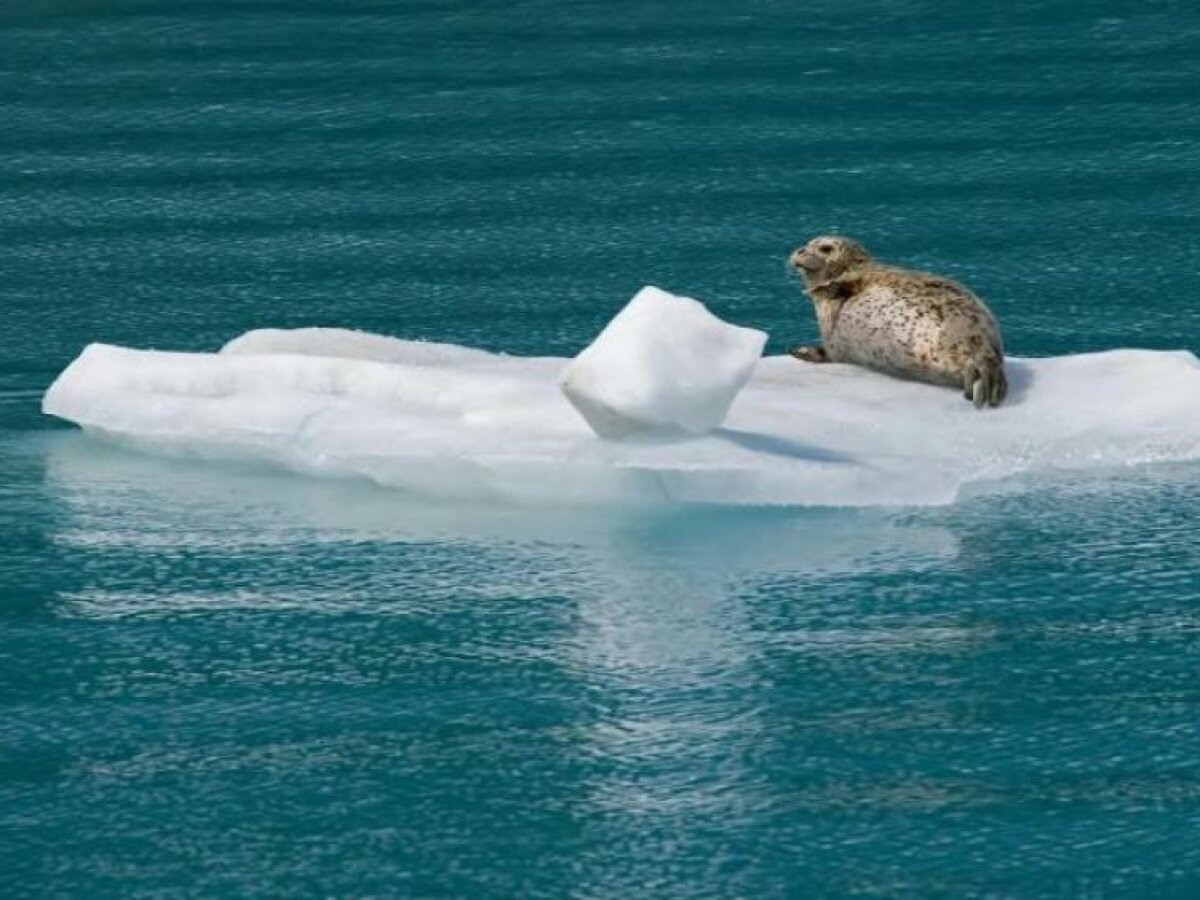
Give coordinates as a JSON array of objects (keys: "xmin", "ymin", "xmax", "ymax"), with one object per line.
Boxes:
[
  {"xmin": 41, "ymin": 328, "xmax": 1200, "ymax": 508},
  {"xmin": 559, "ymin": 286, "xmax": 768, "ymax": 437}
]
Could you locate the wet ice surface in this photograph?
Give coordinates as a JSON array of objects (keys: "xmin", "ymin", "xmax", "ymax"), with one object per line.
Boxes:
[{"xmin": 43, "ymin": 326, "xmax": 1200, "ymax": 507}]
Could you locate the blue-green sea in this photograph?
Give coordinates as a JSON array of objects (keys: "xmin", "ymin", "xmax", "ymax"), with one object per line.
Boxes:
[{"xmin": 3, "ymin": 2, "xmax": 1200, "ymax": 896}]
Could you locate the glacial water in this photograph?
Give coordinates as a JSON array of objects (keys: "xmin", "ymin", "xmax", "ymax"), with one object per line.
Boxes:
[{"xmin": 3, "ymin": 1, "xmax": 1200, "ymax": 896}]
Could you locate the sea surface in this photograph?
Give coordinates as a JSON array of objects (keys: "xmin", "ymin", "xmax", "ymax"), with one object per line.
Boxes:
[{"xmin": 3, "ymin": 1, "xmax": 1200, "ymax": 897}]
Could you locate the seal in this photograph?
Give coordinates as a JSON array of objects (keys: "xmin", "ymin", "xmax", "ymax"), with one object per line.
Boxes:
[{"xmin": 788, "ymin": 236, "xmax": 1007, "ymax": 408}]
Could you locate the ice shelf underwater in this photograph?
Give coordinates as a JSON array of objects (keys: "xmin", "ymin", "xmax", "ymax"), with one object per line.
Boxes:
[{"xmin": 42, "ymin": 286, "xmax": 1200, "ymax": 508}]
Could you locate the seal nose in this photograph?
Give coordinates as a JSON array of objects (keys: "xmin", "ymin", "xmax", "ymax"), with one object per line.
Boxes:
[{"xmin": 788, "ymin": 248, "xmax": 807, "ymax": 268}]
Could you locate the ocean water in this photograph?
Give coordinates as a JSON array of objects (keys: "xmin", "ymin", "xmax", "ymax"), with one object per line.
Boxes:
[{"xmin": 3, "ymin": 1, "xmax": 1200, "ymax": 896}]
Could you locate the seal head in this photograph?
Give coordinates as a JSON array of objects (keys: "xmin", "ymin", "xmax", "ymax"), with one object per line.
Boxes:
[{"xmin": 789, "ymin": 235, "xmax": 869, "ymax": 287}]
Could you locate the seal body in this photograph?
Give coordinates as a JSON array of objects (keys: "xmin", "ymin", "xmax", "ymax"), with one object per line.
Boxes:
[{"xmin": 788, "ymin": 236, "xmax": 1007, "ymax": 407}]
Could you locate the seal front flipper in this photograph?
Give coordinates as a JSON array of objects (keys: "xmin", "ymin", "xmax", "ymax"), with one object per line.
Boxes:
[{"xmin": 790, "ymin": 345, "xmax": 829, "ymax": 363}]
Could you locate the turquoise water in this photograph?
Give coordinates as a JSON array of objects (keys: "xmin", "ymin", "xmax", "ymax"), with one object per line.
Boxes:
[{"xmin": 3, "ymin": 1, "xmax": 1200, "ymax": 896}]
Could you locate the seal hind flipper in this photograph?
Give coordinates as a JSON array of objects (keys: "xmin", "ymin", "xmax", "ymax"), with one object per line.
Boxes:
[
  {"xmin": 962, "ymin": 363, "xmax": 980, "ymax": 401},
  {"xmin": 968, "ymin": 355, "xmax": 1006, "ymax": 409},
  {"xmin": 990, "ymin": 365, "xmax": 1008, "ymax": 407}
]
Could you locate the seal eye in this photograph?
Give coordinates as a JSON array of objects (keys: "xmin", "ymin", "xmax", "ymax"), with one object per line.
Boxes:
[{"xmin": 817, "ymin": 243, "xmax": 834, "ymax": 254}]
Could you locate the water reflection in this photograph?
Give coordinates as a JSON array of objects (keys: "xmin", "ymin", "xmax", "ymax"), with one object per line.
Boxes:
[
  {"xmin": 43, "ymin": 432, "xmax": 958, "ymax": 615},
  {"xmin": 20, "ymin": 432, "xmax": 1200, "ymax": 895}
]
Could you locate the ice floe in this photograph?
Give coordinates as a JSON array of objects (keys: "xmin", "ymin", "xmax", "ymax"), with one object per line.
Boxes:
[{"xmin": 43, "ymin": 318, "xmax": 1200, "ymax": 507}]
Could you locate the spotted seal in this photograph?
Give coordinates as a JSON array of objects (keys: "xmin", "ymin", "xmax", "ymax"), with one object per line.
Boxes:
[{"xmin": 788, "ymin": 236, "xmax": 1007, "ymax": 408}]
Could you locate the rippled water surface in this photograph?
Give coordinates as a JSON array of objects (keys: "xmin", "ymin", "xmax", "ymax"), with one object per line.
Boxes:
[{"xmin": 3, "ymin": 1, "xmax": 1200, "ymax": 896}]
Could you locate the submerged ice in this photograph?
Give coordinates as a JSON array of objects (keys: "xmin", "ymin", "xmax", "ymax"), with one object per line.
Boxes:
[{"xmin": 42, "ymin": 324, "xmax": 1200, "ymax": 507}]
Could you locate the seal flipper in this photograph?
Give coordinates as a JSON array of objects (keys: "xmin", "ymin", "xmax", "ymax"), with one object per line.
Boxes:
[
  {"xmin": 967, "ymin": 355, "xmax": 1007, "ymax": 408},
  {"xmin": 990, "ymin": 366, "xmax": 1008, "ymax": 406},
  {"xmin": 962, "ymin": 363, "xmax": 980, "ymax": 401},
  {"xmin": 790, "ymin": 345, "xmax": 829, "ymax": 364}
]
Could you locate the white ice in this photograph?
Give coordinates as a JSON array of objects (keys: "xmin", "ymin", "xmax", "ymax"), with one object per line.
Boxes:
[
  {"xmin": 43, "ymin": 326, "xmax": 1200, "ymax": 507},
  {"xmin": 559, "ymin": 286, "xmax": 768, "ymax": 437}
]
